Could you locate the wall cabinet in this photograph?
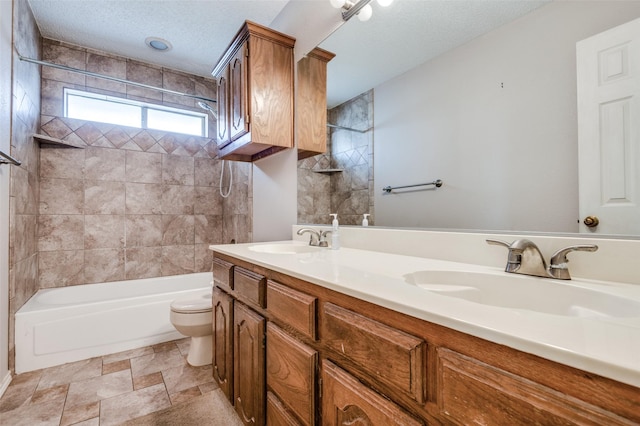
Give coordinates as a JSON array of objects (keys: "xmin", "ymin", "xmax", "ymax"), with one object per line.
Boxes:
[
  {"xmin": 211, "ymin": 252, "xmax": 640, "ymax": 425},
  {"xmin": 212, "ymin": 21, "xmax": 295, "ymax": 162},
  {"xmin": 297, "ymin": 47, "xmax": 335, "ymax": 160}
]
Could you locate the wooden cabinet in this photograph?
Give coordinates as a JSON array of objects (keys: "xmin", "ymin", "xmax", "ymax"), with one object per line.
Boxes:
[
  {"xmin": 321, "ymin": 360, "xmax": 423, "ymax": 426},
  {"xmin": 212, "ymin": 287, "xmax": 234, "ymax": 402},
  {"xmin": 234, "ymin": 302, "xmax": 266, "ymax": 425},
  {"xmin": 211, "ymin": 253, "xmax": 640, "ymax": 425},
  {"xmin": 212, "ymin": 21, "xmax": 295, "ymax": 162},
  {"xmin": 297, "ymin": 47, "xmax": 335, "ymax": 160}
]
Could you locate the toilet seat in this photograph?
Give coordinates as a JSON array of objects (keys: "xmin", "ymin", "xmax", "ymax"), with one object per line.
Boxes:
[{"xmin": 170, "ymin": 294, "xmax": 212, "ymax": 314}]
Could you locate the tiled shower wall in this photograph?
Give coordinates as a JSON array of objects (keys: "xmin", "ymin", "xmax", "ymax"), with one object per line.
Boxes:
[
  {"xmin": 38, "ymin": 39, "xmax": 252, "ymax": 288},
  {"xmin": 9, "ymin": 0, "xmax": 42, "ymax": 372},
  {"xmin": 298, "ymin": 90, "xmax": 374, "ymax": 226}
]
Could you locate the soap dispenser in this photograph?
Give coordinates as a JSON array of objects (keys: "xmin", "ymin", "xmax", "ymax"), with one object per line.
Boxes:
[
  {"xmin": 330, "ymin": 213, "xmax": 340, "ymax": 250},
  {"xmin": 362, "ymin": 214, "xmax": 370, "ymax": 227}
]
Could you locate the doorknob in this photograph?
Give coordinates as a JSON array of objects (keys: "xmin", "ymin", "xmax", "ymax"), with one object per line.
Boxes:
[{"xmin": 583, "ymin": 216, "xmax": 599, "ymax": 228}]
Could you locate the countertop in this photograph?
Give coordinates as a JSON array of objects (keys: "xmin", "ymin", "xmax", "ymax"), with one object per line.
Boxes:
[{"xmin": 209, "ymin": 240, "xmax": 640, "ymax": 389}]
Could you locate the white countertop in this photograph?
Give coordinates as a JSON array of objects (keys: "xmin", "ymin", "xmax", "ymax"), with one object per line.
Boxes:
[{"xmin": 209, "ymin": 240, "xmax": 640, "ymax": 389}]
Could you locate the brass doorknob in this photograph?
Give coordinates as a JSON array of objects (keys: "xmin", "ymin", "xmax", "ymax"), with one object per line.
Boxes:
[{"xmin": 583, "ymin": 216, "xmax": 599, "ymax": 228}]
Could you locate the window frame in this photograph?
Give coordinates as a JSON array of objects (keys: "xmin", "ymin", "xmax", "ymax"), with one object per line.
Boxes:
[{"xmin": 63, "ymin": 88, "xmax": 209, "ymax": 137}]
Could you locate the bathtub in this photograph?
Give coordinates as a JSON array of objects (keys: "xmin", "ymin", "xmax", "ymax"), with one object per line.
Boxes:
[{"xmin": 15, "ymin": 272, "xmax": 212, "ymax": 373}]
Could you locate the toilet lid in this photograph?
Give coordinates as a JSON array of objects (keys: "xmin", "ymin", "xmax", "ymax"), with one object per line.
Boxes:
[{"xmin": 171, "ymin": 295, "xmax": 212, "ymax": 313}]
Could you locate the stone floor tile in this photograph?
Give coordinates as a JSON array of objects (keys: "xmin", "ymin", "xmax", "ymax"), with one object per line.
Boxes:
[
  {"xmin": 175, "ymin": 337, "xmax": 191, "ymax": 356},
  {"xmin": 102, "ymin": 359, "xmax": 131, "ymax": 375},
  {"xmin": 0, "ymin": 369, "xmax": 42, "ymax": 412},
  {"xmin": 168, "ymin": 385, "xmax": 202, "ymax": 405},
  {"xmin": 0, "ymin": 399, "xmax": 63, "ymax": 426},
  {"xmin": 72, "ymin": 418, "xmax": 100, "ymax": 426},
  {"xmin": 152, "ymin": 341, "xmax": 178, "ymax": 353},
  {"xmin": 133, "ymin": 371, "xmax": 164, "ymax": 390},
  {"xmin": 130, "ymin": 347, "xmax": 186, "ymax": 378},
  {"xmin": 65, "ymin": 369, "xmax": 132, "ymax": 408},
  {"xmin": 99, "ymin": 383, "xmax": 171, "ymax": 426},
  {"xmin": 31, "ymin": 383, "xmax": 69, "ymax": 404},
  {"xmin": 36, "ymin": 357, "xmax": 102, "ymax": 391},
  {"xmin": 162, "ymin": 362, "xmax": 214, "ymax": 395},
  {"xmin": 101, "ymin": 345, "xmax": 154, "ymax": 364},
  {"xmin": 60, "ymin": 401, "xmax": 100, "ymax": 426},
  {"xmin": 198, "ymin": 381, "xmax": 219, "ymax": 394}
]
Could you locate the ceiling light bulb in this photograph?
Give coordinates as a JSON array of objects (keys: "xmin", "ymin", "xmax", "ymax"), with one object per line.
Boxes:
[
  {"xmin": 377, "ymin": 0, "xmax": 393, "ymax": 6},
  {"xmin": 330, "ymin": 0, "xmax": 346, "ymax": 9},
  {"xmin": 357, "ymin": 4, "xmax": 373, "ymax": 21}
]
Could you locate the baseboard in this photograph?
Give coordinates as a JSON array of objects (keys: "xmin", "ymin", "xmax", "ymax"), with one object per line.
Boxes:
[{"xmin": 0, "ymin": 370, "xmax": 12, "ymax": 399}]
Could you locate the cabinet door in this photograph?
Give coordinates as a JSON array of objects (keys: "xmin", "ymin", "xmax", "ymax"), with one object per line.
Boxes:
[
  {"xmin": 230, "ymin": 42, "xmax": 250, "ymax": 142},
  {"xmin": 266, "ymin": 323, "xmax": 317, "ymax": 426},
  {"xmin": 321, "ymin": 360, "xmax": 423, "ymax": 426},
  {"xmin": 212, "ymin": 288, "xmax": 233, "ymax": 402},
  {"xmin": 216, "ymin": 66, "xmax": 230, "ymax": 148},
  {"xmin": 235, "ymin": 302, "xmax": 266, "ymax": 425}
]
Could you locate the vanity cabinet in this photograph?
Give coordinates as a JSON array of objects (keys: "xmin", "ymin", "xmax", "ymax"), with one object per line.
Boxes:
[
  {"xmin": 212, "ymin": 21, "xmax": 295, "ymax": 162},
  {"xmin": 297, "ymin": 47, "xmax": 335, "ymax": 160},
  {"xmin": 212, "ymin": 287, "xmax": 234, "ymax": 401},
  {"xmin": 211, "ymin": 252, "xmax": 640, "ymax": 425}
]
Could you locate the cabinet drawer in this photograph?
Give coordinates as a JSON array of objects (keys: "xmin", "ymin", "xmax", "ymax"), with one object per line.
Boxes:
[
  {"xmin": 234, "ymin": 267, "xmax": 266, "ymax": 308},
  {"xmin": 322, "ymin": 360, "xmax": 423, "ymax": 426},
  {"xmin": 322, "ymin": 303, "xmax": 426, "ymax": 403},
  {"xmin": 267, "ymin": 323, "xmax": 317, "ymax": 426},
  {"xmin": 267, "ymin": 280, "xmax": 317, "ymax": 340},
  {"xmin": 212, "ymin": 257, "xmax": 234, "ymax": 291},
  {"xmin": 437, "ymin": 348, "xmax": 629, "ymax": 425}
]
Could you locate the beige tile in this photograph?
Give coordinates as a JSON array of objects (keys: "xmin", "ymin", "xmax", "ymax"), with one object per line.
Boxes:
[
  {"xmin": 102, "ymin": 359, "xmax": 131, "ymax": 375},
  {"xmin": 194, "ymin": 215, "xmax": 223, "ymax": 244},
  {"xmin": 133, "ymin": 372, "xmax": 164, "ymax": 391},
  {"xmin": 99, "ymin": 383, "xmax": 171, "ymax": 426},
  {"xmin": 31, "ymin": 383, "xmax": 68, "ymax": 404},
  {"xmin": 86, "ymin": 53, "xmax": 127, "ymax": 94},
  {"xmin": 65, "ymin": 369, "xmax": 132, "ymax": 409},
  {"xmin": 37, "ymin": 357, "xmax": 102, "ymax": 391},
  {"xmin": 0, "ymin": 369, "xmax": 42, "ymax": 412},
  {"xmin": 152, "ymin": 341, "xmax": 178, "ymax": 353},
  {"xmin": 60, "ymin": 401, "xmax": 99, "ymax": 426},
  {"xmin": 84, "ymin": 215, "xmax": 125, "ymax": 249},
  {"xmin": 195, "ymin": 243, "xmax": 214, "ymax": 273},
  {"xmin": 84, "ymin": 181, "xmax": 126, "ymax": 215},
  {"xmin": 198, "ymin": 381, "xmax": 219, "ymax": 395},
  {"xmin": 70, "ymin": 417, "xmax": 100, "ymax": 426},
  {"xmin": 37, "ymin": 214, "xmax": 84, "ymax": 251},
  {"xmin": 174, "ymin": 337, "xmax": 191, "ymax": 357},
  {"xmin": 85, "ymin": 147, "xmax": 126, "ymax": 181},
  {"xmin": 40, "ymin": 146, "xmax": 85, "ymax": 179},
  {"xmin": 102, "ymin": 346, "xmax": 154, "ymax": 365},
  {"xmin": 195, "ymin": 186, "xmax": 223, "ymax": 215},
  {"xmin": 84, "ymin": 248, "xmax": 125, "ymax": 283},
  {"xmin": 161, "ymin": 363, "xmax": 214, "ymax": 395},
  {"xmin": 130, "ymin": 347, "xmax": 186, "ymax": 378},
  {"xmin": 0, "ymin": 399, "xmax": 63, "ymax": 426},
  {"xmin": 125, "ymin": 151, "xmax": 162, "ymax": 183},
  {"xmin": 12, "ymin": 214, "xmax": 37, "ymax": 262},
  {"xmin": 38, "ymin": 249, "xmax": 85, "ymax": 288},
  {"xmin": 162, "ymin": 215, "xmax": 195, "ymax": 246},
  {"xmin": 194, "ymin": 157, "xmax": 220, "ymax": 187},
  {"xmin": 125, "ymin": 183, "xmax": 162, "ymax": 214},
  {"xmin": 161, "ymin": 184, "xmax": 194, "ymax": 215},
  {"xmin": 39, "ymin": 178, "xmax": 84, "ymax": 214},
  {"xmin": 168, "ymin": 385, "xmax": 202, "ymax": 405},
  {"xmin": 163, "ymin": 155, "xmax": 194, "ymax": 186},
  {"xmin": 161, "ymin": 245, "xmax": 195, "ymax": 276},
  {"xmin": 125, "ymin": 215, "xmax": 162, "ymax": 247},
  {"xmin": 124, "ymin": 247, "xmax": 162, "ymax": 279},
  {"xmin": 127, "ymin": 61, "xmax": 163, "ymax": 101}
]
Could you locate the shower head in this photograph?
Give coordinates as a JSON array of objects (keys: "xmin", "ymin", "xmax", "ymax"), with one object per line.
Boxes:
[{"xmin": 197, "ymin": 101, "xmax": 217, "ymax": 119}]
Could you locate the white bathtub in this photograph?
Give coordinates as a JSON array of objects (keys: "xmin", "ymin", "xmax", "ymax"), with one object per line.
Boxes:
[{"xmin": 15, "ymin": 272, "xmax": 212, "ymax": 373}]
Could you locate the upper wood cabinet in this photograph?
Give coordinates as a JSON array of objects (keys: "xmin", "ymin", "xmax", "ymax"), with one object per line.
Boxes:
[
  {"xmin": 297, "ymin": 47, "xmax": 335, "ymax": 160},
  {"xmin": 212, "ymin": 21, "xmax": 295, "ymax": 162}
]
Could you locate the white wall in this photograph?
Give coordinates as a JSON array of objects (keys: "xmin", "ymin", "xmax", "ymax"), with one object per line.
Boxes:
[
  {"xmin": 374, "ymin": 1, "xmax": 640, "ymax": 233},
  {"xmin": 0, "ymin": 0, "xmax": 12, "ymax": 394}
]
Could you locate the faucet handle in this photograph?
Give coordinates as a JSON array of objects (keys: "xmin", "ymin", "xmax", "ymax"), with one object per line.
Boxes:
[
  {"xmin": 486, "ymin": 239, "xmax": 510, "ymax": 248},
  {"xmin": 549, "ymin": 244, "xmax": 598, "ymax": 280}
]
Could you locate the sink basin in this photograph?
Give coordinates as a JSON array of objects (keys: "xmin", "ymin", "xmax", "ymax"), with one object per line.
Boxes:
[
  {"xmin": 404, "ymin": 270, "xmax": 640, "ymax": 318},
  {"xmin": 248, "ymin": 243, "xmax": 322, "ymax": 255}
]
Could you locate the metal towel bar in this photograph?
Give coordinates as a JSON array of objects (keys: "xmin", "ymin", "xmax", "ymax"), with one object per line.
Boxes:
[
  {"xmin": 383, "ymin": 179, "xmax": 443, "ymax": 193},
  {"xmin": 0, "ymin": 150, "xmax": 21, "ymax": 166}
]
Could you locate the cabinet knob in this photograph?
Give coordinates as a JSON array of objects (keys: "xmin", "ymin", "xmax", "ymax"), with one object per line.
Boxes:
[{"xmin": 583, "ymin": 216, "xmax": 599, "ymax": 228}]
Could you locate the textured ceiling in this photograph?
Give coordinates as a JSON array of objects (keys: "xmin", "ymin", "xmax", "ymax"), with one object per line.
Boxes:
[{"xmin": 27, "ymin": 0, "xmax": 549, "ymax": 108}]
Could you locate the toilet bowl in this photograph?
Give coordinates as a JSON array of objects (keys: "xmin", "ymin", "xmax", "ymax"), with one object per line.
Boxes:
[{"xmin": 170, "ymin": 290, "xmax": 213, "ymax": 367}]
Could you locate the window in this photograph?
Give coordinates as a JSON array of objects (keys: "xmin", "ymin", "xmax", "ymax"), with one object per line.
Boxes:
[{"xmin": 64, "ymin": 89, "xmax": 208, "ymax": 137}]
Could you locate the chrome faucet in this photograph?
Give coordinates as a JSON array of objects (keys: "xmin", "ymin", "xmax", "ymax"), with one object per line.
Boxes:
[
  {"xmin": 487, "ymin": 239, "xmax": 598, "ymax": 280},
  {"xmin": 297, "ymin": 228, "xmax": 330, "ymax": 247}
]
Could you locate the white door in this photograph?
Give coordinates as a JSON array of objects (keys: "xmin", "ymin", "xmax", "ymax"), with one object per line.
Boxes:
[{"xmin": 577, "ymin": 17, "xmax": 640, "ymax": 235}]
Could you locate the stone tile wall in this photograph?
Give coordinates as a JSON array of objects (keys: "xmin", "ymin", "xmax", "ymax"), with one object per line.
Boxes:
[
  {"xmin": 38, "ymin": 39, "xmax": 252, "ymax": 287},
  {"xmin": 297, "ymin": 90, "xmax": 374, "ymax": 226},
  {"xmin": 9, "ymin": 0, "xmax": 42, "ymax": 372}
]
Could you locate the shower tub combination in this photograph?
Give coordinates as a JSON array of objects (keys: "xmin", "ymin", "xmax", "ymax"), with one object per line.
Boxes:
[{"xmin": 15, "ymin": 272, "xmax": 212, "ymax": 373}]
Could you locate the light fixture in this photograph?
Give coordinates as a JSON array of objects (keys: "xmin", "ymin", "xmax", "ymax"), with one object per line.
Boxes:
[
  {"xmin": 145, "ymin": 37, "xmax": 172, "ymax": 52},
  {"xmin": 331, "ymin": 0, "xmax": 393, "ymax": 22}
]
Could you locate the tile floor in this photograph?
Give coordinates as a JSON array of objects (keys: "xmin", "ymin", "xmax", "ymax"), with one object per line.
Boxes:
[{"xmin": 0, "ymin": 338, "xmax": 222, "ymax": 425}]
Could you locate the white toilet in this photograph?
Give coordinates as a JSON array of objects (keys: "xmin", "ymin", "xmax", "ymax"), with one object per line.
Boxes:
[{"xmin": 170, "ymin": 290, "xmax": 213, "ymax": 366}]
